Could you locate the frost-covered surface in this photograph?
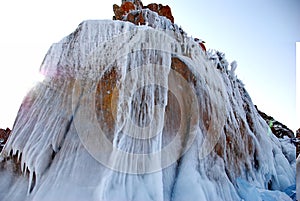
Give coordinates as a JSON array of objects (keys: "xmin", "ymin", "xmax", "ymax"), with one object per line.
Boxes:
[
  {"xmin": 236, "ymin": 178, "xmax": 293, "ymax": 201},
  {"xmin": 297, "ymin": 155, "xmax": 300, "ymax": 200},
  {"xmin": 0, "ymin": 14, "xmax": 296, "ymax": 201}
]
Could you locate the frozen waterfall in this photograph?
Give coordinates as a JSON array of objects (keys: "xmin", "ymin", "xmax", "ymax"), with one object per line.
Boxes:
[{"xmin": 0, "ymin": 15, "xmax": 296, "ymax": 201}]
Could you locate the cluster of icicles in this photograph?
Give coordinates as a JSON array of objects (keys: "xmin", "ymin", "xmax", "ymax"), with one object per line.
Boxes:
[{"xmin": 0, "ymin": 7, "xmax": 295, "ymax": 201}]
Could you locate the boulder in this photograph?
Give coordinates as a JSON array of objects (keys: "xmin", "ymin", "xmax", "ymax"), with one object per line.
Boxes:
[
  {"xmin": 158, "ymin": 5, "xmax": 174, "ymax": 23},
  {"xmin": 144, "ymin": 3, "xmax": 174, "ymax": 23},
  {"xmin": 113, "ymin": 1, "xmax": 175, "ymax": 24},
  {"xmin": 113, "ymin": 2, "xmax": 135, "ymax": 20},
  {"xmin": 113, "ymin": 4, "xmax": 123, "ymax": 20},
  {"xmin": 145, "ymin": 3, "xmax": 159, "ymax": 13},
  {"xmin": 121, "ymin": 2, "xmax": 135, "ymax": 13}
]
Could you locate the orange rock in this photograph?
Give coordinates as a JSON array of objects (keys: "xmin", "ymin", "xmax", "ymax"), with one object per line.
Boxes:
[
  {"xmin": 126, "ymin": 13, "xmax": 136, "ymax": 23},
  {"xmin": 144, "ymin": 3, "xmax": 174, "ymax": 23},
  {"xmin": 158, "ymin": 5, "xmax": 174, "ymax": 23},
  {"xmin": 194, "ymin": 38, "xmax": 207, "ymax": 52},
  {"xmin": 113, "ymin": 4, "xmax": 124, "ymax": 20},
  {"xmin": 0, "ymin": 127, "xmax": 11, "ymax": 151},
  {"xmin": 137, "ymin": 12, "xmax": 145, "ymax": 25},
  {"xmin": 171, "ymin": 57, "xmax": 197, "ymax": 86},
  {"xmin": 199, "ymin": 43, "xmax": 206, "ymax": 52},
  {"xmin": 113, "ymin": 4, "xmax": 120, "ymax": 13},
  {"xmin": 146, "ymin": 3, "xmax": 159, "ymax": 13},
  {"xmin": 95, "ymin": 68, "xmax": 120, "ymax": 134},
  {"xmin": 114, "ymin": 2, "xmax": 175, "ymax": 24},
  {"xmin": 123, "ymin": 11, "xmax": 146, "ymax": 26},
  {"xmin": 121, "ymin": 2, "xmax": 135, "ymax": 14},
  {"xmin": 113, "ymin": 2, "xmax": 135, "ymax": 20}
]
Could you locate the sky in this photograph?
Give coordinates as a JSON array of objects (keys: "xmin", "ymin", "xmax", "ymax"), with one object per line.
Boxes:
[{"xmin": 0, "ymin": 0, "xmax": 299, "ymax": 132}]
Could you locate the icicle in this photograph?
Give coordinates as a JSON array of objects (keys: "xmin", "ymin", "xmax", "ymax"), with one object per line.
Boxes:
[
  {"xmin": 12, "ymin": 148, "xmax": 18, "ymax": 156},
  {"xmin": 21, "ymin": 162, "xmax": 25, "ymax": 174},
  {"xmin": 0, "ymin": 17, "xmax": 295, "ymax": 201},
  {"xmin": 27, "ymin": 171, "xmax": 34, "ymax": 195},
  {"xmin": 17, "ymin": 151, "xmax": 22, "ymax": 161}
]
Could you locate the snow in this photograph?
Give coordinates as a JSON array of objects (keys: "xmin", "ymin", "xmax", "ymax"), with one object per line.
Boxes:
[
  {"xmin": 236, "ymin": 178, "xmax": 292, "ymax": 201},
  {"xmin": 284, "ymin": 185, "xmax": 296, "ymax": 201},
  {"xmin": 297, "ymin": 155, "xmax": 300, "ymax": 200},
  {"xmin": 0, "ymin": 11, "xmax": 296, "ymax": 201}
]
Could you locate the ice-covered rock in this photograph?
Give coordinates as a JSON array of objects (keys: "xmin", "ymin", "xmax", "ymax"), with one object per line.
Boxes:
[
  {"xmin": 297, "ymin": 155, "xmax": 300, "ymax": 200},
  {"xmin": 256, "ymin": 106, "xmax": 295, "ymax": 139},
  {"xmin": 0, "ymin": 128, "xmax": 11, "ymax": 152},
  {"xmin": 113, "ymin": 1, "xmax": 174, "ymax": 24},
  {"xmin": 0, "ymin": 2, "xmax": 296, "ymax": 201},
  {"xmin": 296, "ymin": 128, "xmax": 300, "ymax": 157}
]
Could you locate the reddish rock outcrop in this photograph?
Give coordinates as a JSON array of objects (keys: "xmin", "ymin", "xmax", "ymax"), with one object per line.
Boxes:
[
  {"xmin": 113, "ymin": 4, "xmax": 123, "ymax": 20},
  {"xmin": 145, "ymin": 3, "xmax": 159, "ymax": 12},
  {"xmin": 143, "ymin": 3, "xmax": 174, "ymax": 23},
  {"xmin": 0, "ymin": 128, "xmax": 11, "ymax": 152},
  {"xmin": 194, "ymin": 38, "xmax": 206, "ymax": 52},
  {"xmin": 113, "ymin": 3, "xmax": 135, "ymax": 21},
  {"xmin": 125, "ymin": 12, "xmax": 146, "ymax": 25},
  {"xmin": 113, "ymin": 1, "xmax": 139, "ymax": 21},
  {"xmin": 157, "ymin": 5, "xmax": 174, "ymax": 23},
  {"xmin": 113, "ymin": 1, "xmax": 174, "ymax": 23},
  {"xmin": 113, "ymin": 1, "xmax": 207, "ymax": 49},
  {"xmin": 121, "ymin": 2, "xmax": 135, "ymax": 14},
  {"xmin": 255, "ymin": 106, "xmax": 295, "ymax": 138}
]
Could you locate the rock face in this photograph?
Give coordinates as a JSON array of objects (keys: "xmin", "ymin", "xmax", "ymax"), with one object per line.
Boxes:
[
  {"xmin": 113, "ymin": 1, "xmax": 174, "ymax": 23},
  {"xmin": 256, "ymin": 106, "xmax": 295, "ymax": 139},
  {"xmin": 144, "ymin": 3, "xmax": 174, "ymax": 23},
  {"xmin": 113, "ymin": 2, "xmax": 136, "ymax": 20},
  {"xmin": 0, "ymin": 1, "xmax": 296, "ymax": 201},
  {"xmin": 113, "ymin": 1, "xmax": 206, "ymax": 53},
  {"xmin": 0, "ymin": 128, "xmax": 11, "ymax": 152}
]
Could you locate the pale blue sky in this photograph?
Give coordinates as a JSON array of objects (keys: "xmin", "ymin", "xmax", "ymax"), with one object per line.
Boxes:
[{"xmin": 0, "ymin": 0, "xmax": 299, "ymax": 131}]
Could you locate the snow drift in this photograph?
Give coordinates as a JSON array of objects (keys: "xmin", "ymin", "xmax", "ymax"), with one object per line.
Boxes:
[{"xmin": 0, "ymin": 4, "xmax": 296, "ymax": 201}]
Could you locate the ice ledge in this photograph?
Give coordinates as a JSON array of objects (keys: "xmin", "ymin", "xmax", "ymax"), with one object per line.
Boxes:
[{"xmin": 39, "ymin": 19, "xmax": 197, "ymax": 80}]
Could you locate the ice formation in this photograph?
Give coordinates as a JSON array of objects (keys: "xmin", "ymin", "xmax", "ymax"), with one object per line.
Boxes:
[{"xmin": 0, "ymin": 3, "xmax": 296, "ymax": 201}]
